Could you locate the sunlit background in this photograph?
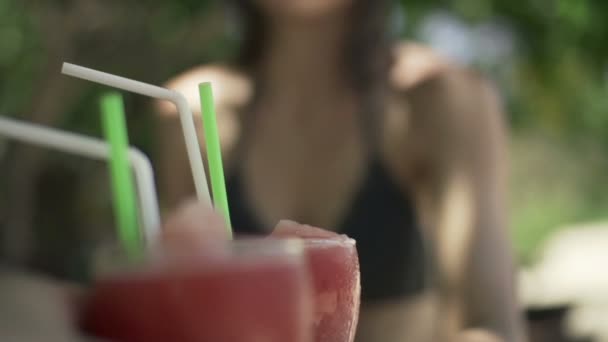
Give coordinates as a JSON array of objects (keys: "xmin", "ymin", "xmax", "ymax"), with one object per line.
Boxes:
[{"xmin": 1, "ymin": 0, "xmax": 607, "ymax": 341}]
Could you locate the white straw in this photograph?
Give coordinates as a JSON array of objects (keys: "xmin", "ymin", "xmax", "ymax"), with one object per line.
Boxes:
[
  {"xmin": 61, "ymin": 62, "xmax": 211, "ymax": 206},
  {"xmin": 0, "ymin": 116, "xmax": 161, "ymax": 245}
]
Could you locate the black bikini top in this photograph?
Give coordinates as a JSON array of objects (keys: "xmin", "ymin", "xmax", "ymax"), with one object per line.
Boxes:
[{"xmin": 226, "ymin": 155, "xmax": 429, "ymax": 301}]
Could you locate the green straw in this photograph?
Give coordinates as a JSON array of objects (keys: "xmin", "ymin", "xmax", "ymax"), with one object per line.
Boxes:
[
  {"xmin": 100, "ymin": 92, "xmax": 141, "ymax": 256},
  {"xmin": 199, "ymin": 82, "xmax": 233, "ymax": 238}
]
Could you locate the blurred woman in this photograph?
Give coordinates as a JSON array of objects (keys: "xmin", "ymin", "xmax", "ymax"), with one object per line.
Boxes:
[{"xmin": 156, "ymin": 0, "xmax": 525, "ymax": 341}]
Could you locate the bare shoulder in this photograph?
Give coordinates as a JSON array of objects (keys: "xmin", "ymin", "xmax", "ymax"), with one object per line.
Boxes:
[
  {"xmin": 387, "ymin": 46, "xmax": 506, "ymax": 171},
  {"xmin": 415, "ymin": 65, "xmax": 501, "ymax": 122},
  {"xmin": 391, "ymin": 41, "xmax": 501, "ymax": 115},
  {"xmin": 156, "ymin": 64, "xmax": 253, "ymax": 116},
  {"xmin": 391, "ymin": 40, "xmax": 502, "ymax": 115},
  {"xmin": 389, "ymin": 41, "xmax": 451, "ymax": 90},
  {"xmin": 402, "ymin": 55, "xmax": 504, "ymax": 140}
]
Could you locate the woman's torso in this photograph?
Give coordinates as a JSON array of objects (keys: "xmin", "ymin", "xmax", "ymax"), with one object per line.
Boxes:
[
  {"xmin": 225, "ymin": 92, "xmax": 437, "ymax": 342},
  {"xmin": 159, "ymin": 43, "xmax": 457, "ymax": 341}
]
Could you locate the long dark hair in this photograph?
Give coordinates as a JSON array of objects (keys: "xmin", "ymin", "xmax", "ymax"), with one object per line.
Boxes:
[{"xmin": 230, "ymin": 0, "xmax": 395, "ymax": 149}]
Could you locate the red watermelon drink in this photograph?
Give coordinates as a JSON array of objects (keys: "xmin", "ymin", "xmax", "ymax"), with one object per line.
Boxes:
[
  {"xmin": 273, "ymin": 222, "xmax": 361, "ymax": 342},
  {"xmin": 81, "ymin": 239, "xmax": 314, "ymax": 342}
]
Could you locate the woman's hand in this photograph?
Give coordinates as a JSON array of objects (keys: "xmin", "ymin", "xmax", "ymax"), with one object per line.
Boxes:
[{"xmin": 161, "ymin": 198, "xmax": 230, "ymax": 249}]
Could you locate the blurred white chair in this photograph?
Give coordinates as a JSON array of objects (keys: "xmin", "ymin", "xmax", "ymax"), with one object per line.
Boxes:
[{"xmin": 520, "ymin": 222, "xmax": 608, "ymax": 341}]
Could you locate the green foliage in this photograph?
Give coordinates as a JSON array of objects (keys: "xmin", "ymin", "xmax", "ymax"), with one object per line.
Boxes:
[
  {"xmin": 0, "ymin": 0, "xmax": 43, "ymax": 115},
  {"xmin": 510, "ymin": 133, "xmax": 608, "ymax": 264}
]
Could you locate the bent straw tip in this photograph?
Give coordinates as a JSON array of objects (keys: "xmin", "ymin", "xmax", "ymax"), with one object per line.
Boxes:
[{"xmin": 61, "ymin": 62, "xmax": 75, "ymax": 74}]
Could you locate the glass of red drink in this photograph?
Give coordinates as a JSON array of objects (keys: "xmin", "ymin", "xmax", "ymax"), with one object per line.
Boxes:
[
  {"xmin": 81, "ymin": 239, "xmax": 314, "ymax": 342},
  {"xmin": 305, "ymin": 237, "xmax": 360, "ymax": 342},
  {"xmin": 272, "ymin": 223, "xmax": 361, "ymax": 342}
]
